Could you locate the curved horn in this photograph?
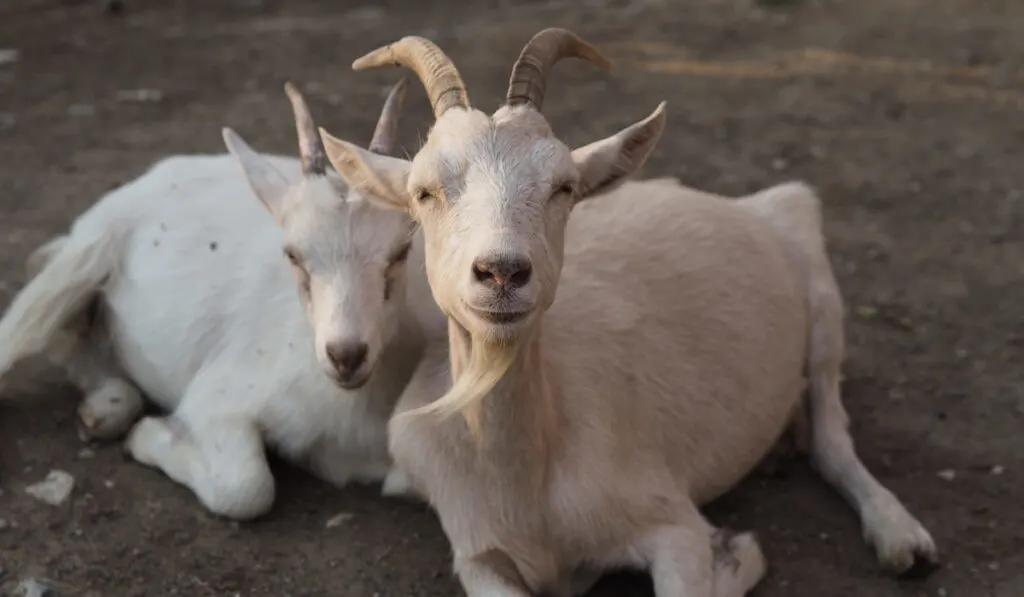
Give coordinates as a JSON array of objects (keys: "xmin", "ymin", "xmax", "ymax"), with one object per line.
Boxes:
[
  {"xmin": 353, "ymin": 36, "xmax": 469, "ymax": 119},
  {"xmin": 506, "ymin": 28, "xmax": 612, "ymax": 111},
  {"xmin": 369, "ymin": 77, "xmax": 410, "ymax": 155},
  {"xmin": 283, "ymin": 82, "xmax": 327, "ymax": 176}
]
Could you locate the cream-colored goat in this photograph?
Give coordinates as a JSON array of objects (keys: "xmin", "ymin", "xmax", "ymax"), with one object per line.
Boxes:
[{"xmin": 320, "ymin": 29, "xmax": 938, "ymax": 597}]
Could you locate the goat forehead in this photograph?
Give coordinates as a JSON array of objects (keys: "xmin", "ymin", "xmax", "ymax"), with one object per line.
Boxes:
[{"xmin": 286, "ymin": 184, "xmax": 408, "ymax": 263}]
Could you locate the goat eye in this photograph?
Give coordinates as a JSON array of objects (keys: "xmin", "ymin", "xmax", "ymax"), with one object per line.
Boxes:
[
  {"xmin": 553, "ymin": 183, "xmax": 575, "ymax": 198},
  {"xmin": 283, "ymin": 248, "xmax": 303, "ymax": 268},
  {"xmin": 416, "ymin": 189, "xmax": 434, "ymax": 203}
]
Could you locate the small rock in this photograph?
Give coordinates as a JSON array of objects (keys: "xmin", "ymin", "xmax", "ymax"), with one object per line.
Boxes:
[
  {"xmin": 0, "ymin": 518, "xmax": 8, "ymax": 530},
  {"xmin": 937, "ymin": 469, "xmax": 956, "ymax": 482},
  {"xmin": 343, "ymin": 6, "xmax": 386, "ymax": 21},
  {"xmin": 25, "ymin": 470, "xmax": 75, "ymax": 506},
  {"xmin": 855, "ymin": 305, "xmax": 878, "ymax": 319},
  {"xmin": 819, "ymin": 532, "xmax": 829, "ymax": 541},
  {"xmin": 116, "ymin": 88, "xmax": 163, "ymax": 103},
  {"xmin": 103, "ymin": 480, "xmax": 115, "ymax": 489},
  {"xmin": 990, "ymin": 465, "xmax": 1004, "ymax": 475},
  {"xmin": 77, "ymin": 448, "xmax": 95, "ymax": 460},
  {"xmin": 771, "ymin": 158, "xmax": 788, "ymax": 171},
  {"xmin": 13, "ymin": 578, "xmax": 59, "ymax": 597},
  {"xmin": 0, "ymin": 48, "xmax": 19, "ymax": 65},
  {"xmin": 67, "ymin": 104, "xmax": 96, "ymax": 117},
  {"xmin": 988, "ymin": 561, "xmax": 1000, "ymax": 571},
  {"xmin": 937, "ymin": 588, "xmax": 948, "ymax": 597},
  {"xmin": 325, "ymin": 512, "xmax": 354, "ymax": 528}
]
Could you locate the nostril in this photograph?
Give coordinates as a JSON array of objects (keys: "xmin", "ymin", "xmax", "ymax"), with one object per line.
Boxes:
[
  {"xmin": 472, "ymin": 254, "xmax": 533, "ymax": 289},
  {"xmin": 326, "ymin": 342, "xmax": 369, "ymax": 374},
  {"xmin": 473, "ymin": 260, "xmax": 495, "ymax": 284},
  {"xmin": 509, "ymin": 261, "xmax": 532, "ymax": 288}
]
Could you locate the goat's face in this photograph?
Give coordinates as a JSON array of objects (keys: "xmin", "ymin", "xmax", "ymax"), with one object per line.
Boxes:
[
  {"xmin": 320, "ymin": 30, "xmax": 666, "ymax": 345},
  {"xmin": 401, "ymin": 109, "xmax": 575, "ymax": 344},
  {"xmin": 224, "ymin": 80, "xmax": 417, "ymax": 389},
  {"xmin": 279, "ymin": 176, "xmax": 415, "ymax": 388}
]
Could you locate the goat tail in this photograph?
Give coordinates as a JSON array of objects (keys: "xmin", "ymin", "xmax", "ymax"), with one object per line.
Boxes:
[{"xmin": 0, "ymin": 223, "xmax": 129, "ymax": 382}]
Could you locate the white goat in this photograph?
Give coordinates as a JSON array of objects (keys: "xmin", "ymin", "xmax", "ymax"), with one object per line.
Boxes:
[
  {"xmin": 0, "ymin": 80, "xmax": 438, "ymax": 519},
  {"xmin": 318, "ymin": 29, "xmax": 939, "ymax": 597}
]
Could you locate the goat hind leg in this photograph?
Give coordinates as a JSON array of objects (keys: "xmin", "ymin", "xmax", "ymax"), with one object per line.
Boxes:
[
  {"xmin": 125, "ymin": 413, "xmax": 275, "ymax": 521},
  {"xmin": 806, "ymin": 277, "xmax": 937, "ymax": 576},
  {"xmin": 44, "ymin": 306, "xmax": 143, "ymax": 442}
]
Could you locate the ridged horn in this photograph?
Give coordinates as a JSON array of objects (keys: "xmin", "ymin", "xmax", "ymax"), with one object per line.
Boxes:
[
  {"xmin": 368, "ymin": 77, "xmax": 410, "ymax": 155},
  {"xmin": 283, "ymin": 82, "xmax": 327, "ymax": 176},
  {"xmin": 352, "ymin": 36, "xmax": 469, "ymax": 119},
  {"xmin": 506, "ymin": 28, "xmax": 612, "ymax": 111}
]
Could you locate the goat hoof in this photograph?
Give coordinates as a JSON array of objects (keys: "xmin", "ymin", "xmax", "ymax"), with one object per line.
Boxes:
[
  {"xmin": 77, "ymin": 380, "xmax": 144, "ymax": 442},
  {"xmin": 899, "ymin": 556, "xmax": 941, "ymax": 580},
  {"xmin": 862, "ymin": 494, "xmax": 939, "ymax": 577}
]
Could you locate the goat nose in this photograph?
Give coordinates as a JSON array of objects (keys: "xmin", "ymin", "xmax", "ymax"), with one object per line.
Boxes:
[
  {"xmin": 472, "ymin": 254, "xmax": 533, "ymax": 290},
  {"xmin": 325, "ymin": 341, "xmax": 368, "ymax": 376}
]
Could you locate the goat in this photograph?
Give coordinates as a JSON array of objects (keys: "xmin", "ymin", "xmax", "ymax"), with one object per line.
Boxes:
[
  {"xmin": 0, "ymin": 80, "xmax": 439, "ymax": 519},
  {"xmin": 318, "ymin": 29, "xmax": 939, "ymax": 597}
]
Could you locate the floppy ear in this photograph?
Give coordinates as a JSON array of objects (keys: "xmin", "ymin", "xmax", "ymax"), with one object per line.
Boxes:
[
  {"xmin": 222, "ymin": 127, "xmax": 290, "ymax": 219},
  {"xmin": 570, "ymin": 102, "xmax": 667, "ymax": 201},
  {"xmin": 320, "ymin": 127, "xmax": 412, "ymax": 213}
]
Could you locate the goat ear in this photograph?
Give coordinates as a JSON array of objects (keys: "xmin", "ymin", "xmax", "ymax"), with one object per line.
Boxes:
[
  {"xmin": 222, "ymin": 127, "xmax": 291, "ymax": 219},
  {"xmin": 570, "ymin": 102, "xmax": 667, "ymax": 201},
  {"xmin": 320, "ymin": 127, "xmax": 412, "ymax": 213}
]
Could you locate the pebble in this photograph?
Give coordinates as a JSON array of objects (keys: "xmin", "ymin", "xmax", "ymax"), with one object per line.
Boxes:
[
  {"xmin": 13, "ymin": 578, "xmax": 59, "ymax": 597},
  {"xmin": 0, "ymin": 48, "xmax": 19, "ymax": 65},
  {"xmin": 937, "ymin": 469, "xmax": 956, "ymax": 481},
  {"xmin": 990, "ymin": 465, "xmax": 1004, "ymax": 475},
  {"xmin": 77, "ymin": 448, "xmax": 95, "ymax": 459},
  {"xmin": 103, "ymin": 480, "xmax": 115, "ymax": 489},
  {"xmin": 325, "ymin": 512, "xmax": 354, "ymax": 528},
  {"xmin": 937, "ymin": 588, "xmax": 948, "ymax": 597},
  {"xmin": 67, "ymin": 104, "xmax": 96, "ymax": 117},
  {"xmin": 343, "ymin": 6, "xmax": 385, "ymax": 22},
  {"xmin": 25, "ymin": 470, "xmax": 75, "ymax": 506},
  {"xmin": 0, "ymin": 518, "xmax": 8, "ymax": 530},
  {"xmin": 116, "ymin": 88, "xmax": 163, "ymax": 103}
]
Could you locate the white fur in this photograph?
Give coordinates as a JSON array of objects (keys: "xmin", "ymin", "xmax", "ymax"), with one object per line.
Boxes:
[
  {"xmin": 0, "ymin": 140, "xmax": 443, "ymax": 520},
  {"xmin": 321, "ymin": 32, "xmax": 938, "ymax": 597}
]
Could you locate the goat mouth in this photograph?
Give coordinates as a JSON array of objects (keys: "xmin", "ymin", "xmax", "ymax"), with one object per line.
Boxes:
[
  {"xmin": 326, "ymin": 362, "xmax": 375, "ymax": 391},
  {"xmin": 465, "ymin": 305, "xmax": 532, "ymax": 325}
]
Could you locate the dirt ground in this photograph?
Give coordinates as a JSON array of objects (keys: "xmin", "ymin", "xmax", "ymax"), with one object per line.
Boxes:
[{"xmin": 0, "ymin": 0, "xmax": 1021, "ymax": 595}]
